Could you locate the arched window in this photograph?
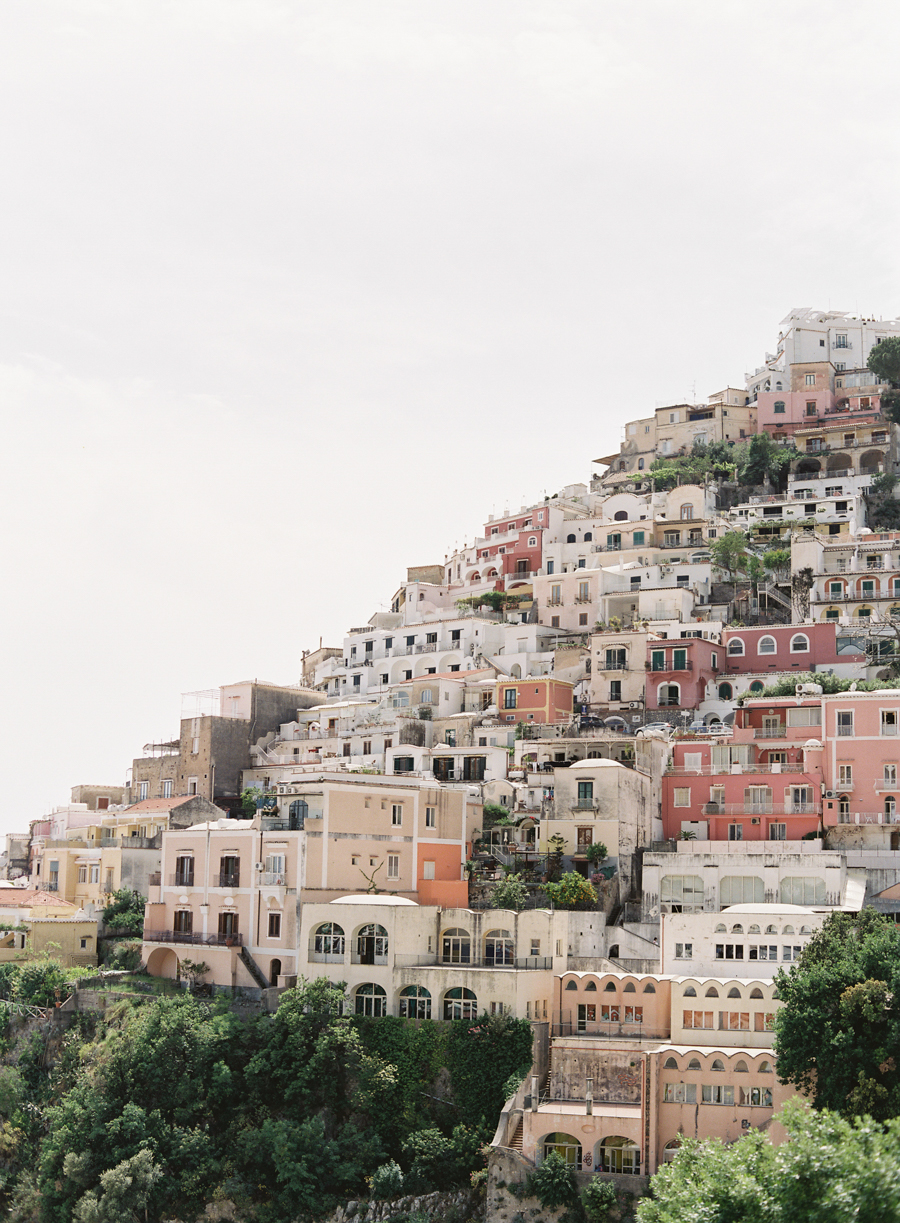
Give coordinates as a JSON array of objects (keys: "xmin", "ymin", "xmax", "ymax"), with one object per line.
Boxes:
[
  {"xmin": 663, "ymin": 1139, "xmax": 682, "ymax": 1162},
  {"xmin": 688, "ymin": 1058, "xmax": 701, "ymax": 1070},
  {"xmin": 766, "ymin": 925, "xmax": 778, "ymax": 934},
  {"xmin": 355, "ymin": 984, "xmax": 386, "ymax": 1017},
  {"xmin": 758, "ymin": 636, "xmax": 776, "ymax": 654},
  {"xmin": 355, "ymin": 924, "xmax": 388, "ymax": 965},
  {"xmin": 800, "ymin": 926, "xmax": 812, "ymax": 935},
  {"xmin": 542, "ymin": 1134, "xmax": 581, "ymax": 1170},
  {"xmin": 727, "ymin": 987, "xmax": 741, "ymax": 998},
  {"xmin": 565, "ymin": 980, "xmax": 578, "ymax": 991},
  {"xmin": 773, "ymin": 400, "xmax": 786, "ymax": 412},
  {"xmin": 643, "ymin": 982, "xmax": 656, "ymax": 993},
  {"xmin": 705, "ymin": 987, "xmax": 719, "ymax": 998},
  {"xmin": 715, "ymin": 924, "xmax": 727, "ymax": 933},
  {"xmin": 614, "ymin": 511, "xmax": 628, "ymax": 521},
  {"xmin": 748, "ymin": 925, "xmax": 760, "ymax": 934},
  {"xmin": 731, "ymin": 924, "xmax": 744, "ymax": 934},
  {"xmin": 683, "ymin": 986, "xmax": 697, "ymax": 997},
  {"xmin": 735, "ymin": 1060, "xmax": 749, "ymax": 1074},
  {"xmin": 599, "ymin": 1136, "xmax": 640, "ymax": 1175},
  {"xmin": 720, "ymin": 876, "xmax": 764, "ymax": 905},
  {"xmin": 780, "ymin": 877, "xmax": 826, "ymax": 905},
  {"xmin": 664, "ymin": 1057, "xmax": 678, "ymax": 1069},
  {"xmin": 790, "ymin": 634, "xmax": 809, "ymax": 653},
  {"xmin": 419, "ymin": 689, "xmax": 433, "ymax": 704},
  {"xmin": 584, "ymin": 531, "xmax": 593, "ymax": 541},
  {"xmin": 680, "ymin": 504, "xmax": 693, "ymax": 521},
  {"xmin": 288, "ymin": 799, "xmax": 308, "ymax": 829},
  {"xmin": 782, "ymin": 925, "xmax": 794, "ymax": 935},
  {"xmin": 566, "ymin": 533, "xmax": 577, "ymax": 543},
  {"xmin": 604, "ymin": 981, "xmax": 617, "ymax": 992},
  {"xmin": 399, "ymin": 985, "xmax": 431, "ymax": 1019},
  {"xmin": 443, "ymin": 987, "xmax": 477, "ymax": 1020},
  {"xmin": 759, "ymin": 1061, "xmax": 773, "ymax": 1074},
  {"xmin": 485, "ymin": 929, "xmax": 514, "ymax": 966},
  {"xmin": 392, "ymin": 692, "xmax": 410, "ymax": 708},
  {"xmin": 727, "ymin": 638, "xmax": 745, "ymax": 655},
  {"xmin": 750, "ymin": 988, "xmax": 764, "ymax": 999},
  {"xmin": 718, "ymin": 682, "xmax": 733, "ymax": 700},
  {"xmin": 749, "ymin": 681, "xmax": 764, "ymax": 694},
  {"xmin": 441, "ymin": 928, "xmax": 471, "ymax": 964},
  {"xmin": 313, "ymin": 922, "xmax": 345, "ymax": 961},
  {"xmin": 585, "ymin": 980, "xmax": 597, "ymax": 991},
  {"xmin": 711, "ymin": 1059, "xmax": 725, "ymax": 1072},
  {"xmin": 623, "ymin": 982, "xmax": 636, "ymax": 993},
  {"xmin": 528, "ymin": 536, "xmax": 537, "ymax": 547}
]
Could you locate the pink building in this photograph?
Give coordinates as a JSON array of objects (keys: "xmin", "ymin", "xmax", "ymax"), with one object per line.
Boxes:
[
  {"xmin": 646, "ymin": 638, "xmax": 720, "ymax": 718},
  {"xmin": 662, "ymin": 698, "xmax": 825, "ymax": 842},
  {"xmin": 820, "ymin": 690, "xmax": 900, "ymax": 833},
  {"xmin": 721, "ymin": 623, "xmax": 863, "ymax": 679}
]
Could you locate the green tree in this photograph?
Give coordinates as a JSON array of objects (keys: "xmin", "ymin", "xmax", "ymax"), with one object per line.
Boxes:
[
  {"xmin": 70, "ymin": 1148, "xmax": 163, "ymax": 1223},
  {"xmin": 543, "ymin": 871, "xmax": 597, "ymax": 910},
  {"xmin": 101, "ymin": 889, "xmax": 146, "ymax": 936},
  {"xmin": 737, "ymin": 431, "xmax": 795, "ymax": 491},
  {"xmin": 240, "ymin": 786, "xmax": 263, "ymax": 817},
  {"xmin": 638, "ymin": 1100, "xmax": 900, "ymax": 1223},
  {"xmin": 582, "ymin": 1177, "xmax": 618, "ymax": 1222},
  {"xmin": 710, "ymin": 530, "xmax": 748, "ymax": 583},
  {"xmin": 867, "ymin": 336, "xmax": 900, "ymax": 424},
  {"xmin": 774, "ymin": 909, "xmax": 900, "ymax": 1120},
  {"xmin": 491, "ymin": 873, "xmax": 528, "ymax": 910},
  {"xmin": 585, "ymin": 842, "xmax": 608, "ymax": 867}
]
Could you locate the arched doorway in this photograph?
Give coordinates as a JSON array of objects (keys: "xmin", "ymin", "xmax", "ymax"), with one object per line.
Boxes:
[
  {"xmin": 145, "ymin": 946, "xmax": 179, "ymax": 980},
  {"xmin": 270, "ymin": 958, "xmax": 282, "ymax": 986}
]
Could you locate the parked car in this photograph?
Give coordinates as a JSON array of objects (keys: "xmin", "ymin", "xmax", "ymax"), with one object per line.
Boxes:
[{"xmin": 706, "ymin": 722, "xmax": 733, "ymax": 736}]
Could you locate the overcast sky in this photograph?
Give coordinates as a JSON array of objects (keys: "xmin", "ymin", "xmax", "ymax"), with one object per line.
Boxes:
[{"xmin": 2, "ymin": 0, "xmax": 899, "ymax": 833}]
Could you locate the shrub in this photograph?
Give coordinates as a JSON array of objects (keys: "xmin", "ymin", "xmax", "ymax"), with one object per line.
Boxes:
[
  {"xmin": 527, "ymin": 1152, "xmax": 576, "ymax": 1209},
  {"xmin": 491, "ymin": 874, "xmax": 528, "ymax": 910},
  {"xmin": 369, "ymin": 1160, "xmax": 404, "ymax": 1199},
  {"xmin": 583, "ymin": 1177, "xmax": 618, "ymax": 1221},
  {"xmin": 543, "ymin": 872, "xmax": 597, "ymax": 911}
]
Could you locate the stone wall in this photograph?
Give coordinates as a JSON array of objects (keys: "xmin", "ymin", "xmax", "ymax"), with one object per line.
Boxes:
[{"xmin": 324, "ymin": 1188, "xmax": 477, "ymax": 1223}]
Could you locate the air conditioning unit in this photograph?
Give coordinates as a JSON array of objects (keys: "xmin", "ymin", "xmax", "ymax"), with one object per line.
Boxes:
[
  {"xmin": 751, "ymin": 817, "xmax": 761, "ymax": 825},
  {"xmin": 825, "ymin": 790, "xmax": 835, "ymax": 800},
  {"xmin": 255, "ymin": 862, "xmax": 264, "ymax": 871},
  {"xmin": 629, "ymin": 702, "xmax": 641, "ymax": 709}
]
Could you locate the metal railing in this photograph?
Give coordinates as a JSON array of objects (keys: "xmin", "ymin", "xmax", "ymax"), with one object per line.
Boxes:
[
  {"xmin": 753, "ymin": 727, "xmax": 787, "ymax": 738},
  {"xmin": 169, "ymin": 873, "xmax": 195, "ymax": 887},
  {"xmin": 217, "ymin": 872, "xmax": 240, "ymax": 888},
  {"xmin": 701, "ymin": 802, "xmax": 820, "ymax": 816},
  {"xmin": 143, "ymin": 930, "xmax": 243, "ymax": 947},
  {"xmin": 392, "ymin": 953, "xmax": 553, "ymax": 970}
]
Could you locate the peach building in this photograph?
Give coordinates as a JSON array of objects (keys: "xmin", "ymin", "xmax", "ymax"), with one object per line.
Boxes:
[
  {"xmin": 500, "ymin": 969, "xmax": 792, "ymax": 1181},
  {"xmin": 142, "ymin": 774, "xmax": 480, "ymax": 989},
  {"xmin": 496, "ymin": 678, "xmax": 574, "ymax": 726}
]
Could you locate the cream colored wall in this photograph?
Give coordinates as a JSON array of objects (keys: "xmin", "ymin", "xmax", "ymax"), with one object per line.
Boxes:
[{"xmin": 668, "ymin": 976, "xmax": 780, "ymax": 1048}]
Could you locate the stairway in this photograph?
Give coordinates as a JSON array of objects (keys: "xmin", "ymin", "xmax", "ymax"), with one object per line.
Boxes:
[
  {"xmin": 239, "ymin": 946, "xmax": 270, "ymax": 990},
  {"xmin": 510, "ymin": 1120, "xmax": 524, "ymax": 1152}
]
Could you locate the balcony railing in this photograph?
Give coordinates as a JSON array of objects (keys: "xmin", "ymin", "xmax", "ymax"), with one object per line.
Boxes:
[
  {"xmin": 217, "ymin": 872, "xmax": 240, "ymax": 888},
  {"xmin": 392, "ymin": 953, "xmax": 553, "ymax": 970},
  {"xmin": 143, "ymin": 930, "xmax": 243, "ymax": 947},
  {"xmin": 701, "ymin": 802, "xmax": 819, "ymax": 816},
  {"xmin": 753, "ymin": 727, "xmax": 786, "ymax": 738},
  {"xmin": 170, "ymin": 873, "xmax": 195, "ymax": 888}
]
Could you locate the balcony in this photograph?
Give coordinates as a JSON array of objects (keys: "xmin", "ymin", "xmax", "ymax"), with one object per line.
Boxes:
[
  {"xmin": 217, "ymin": 872, "xmax": 241, "ymax": 888},
  {"xmin": 753, "ymin": 727, "xmax": 786, "ymax": 739},
  {"xmin": 144, "ymin": 930, "xmax": 243, "ymax": 947},
  {"xmin": 700, "ymin": 802, "xmax": 819, "ymax": 816},
  {"xmin": 260, "ymin": 871, "xmax": 287, "ymax": 886},
  {"xmin": 392, "ymin": 953, "xmax": 553, "ymax": 970},
  {"xmin": 170, "ymin": 873, "xmax": 195, "ymax": 888}
]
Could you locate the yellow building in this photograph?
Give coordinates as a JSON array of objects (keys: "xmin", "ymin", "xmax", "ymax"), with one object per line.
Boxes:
[{"xmin": 0, "ymin": 888, "xmax": 98, "ymax": 969}]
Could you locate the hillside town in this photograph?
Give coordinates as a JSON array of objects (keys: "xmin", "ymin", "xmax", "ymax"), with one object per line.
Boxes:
[{"xmin": 9, "ymin": 306, "xmax": 900, "ymax": 1188}]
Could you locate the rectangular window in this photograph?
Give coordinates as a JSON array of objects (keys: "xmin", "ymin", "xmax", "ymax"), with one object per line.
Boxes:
[
  {"xmin": 651, "ymin": 650, "xmax": 666, "ymax": 671},
  {"xmin": 673, "ymin": 787, "xmax": 690, "ymax": 807},
  {"xmin": 633, "ymin": 530, "xmax": 645, "ymax": 546},
  {"xmin": 805, "ymin": 373, "xmax": 816, "ymax": 386},
  {"xmin": 138, "ymin": 781, "xmax": 149, "ymax": 801},
  {"xmin": 77, "ymin": 866, "xmax": 87, "ymax": 884},
  {"xmin": 683, "ymin": 1011, "xmax": 714, "ymax": 1029},
  {"xmin": 782, "ymin": 945, "xmax": 802, "ymax": 961},
  {"xmin": 422, "ymin": 860, "xmax": 435, "ymax": 880},
  {"xmin": 578, "ymin": 581, "xmax": 590, "ymax": 601},
  {"xmin": 754, "ymin": 1012, "xmax": 776, "ymax": 1032},
  {"xmin": 837, "ymin": 711, "xmax": 854, "ymax": 736},
  {"xmin": 838, "ymin": 764, "xmax": 853, "ymax": 786},
  {"xmin": 728, "ymin": 824, "xmax": 743, "ymax": 841},
  {"xmin": 600, "ymin": 1005, "xmax": 620, "ymax": 1022},
  {"xmin": 702, "ymin": 1084, "xmax": 735, "ymax": 1105},
  {"xmin": 673, "ymin": 648, "xmax": 687, "ymax": 670},
  {"xmin": 387, "ymin": 854, "xmax": 400, "ymax": 880},
  {"xmin": 610, "ymin": 680, "xmax": 622, "ymax": 701},
  {"xmin": 607, "ymin": 533, "xmax": 621, "ymax": 551},
  {"xmin": 577, "ymin": 781, "xmax": 594, "ymax": 807},
  {"xmin": 173, "ymin": 910, "xmax": 192, "ymax": 934},
  {"xmin": 664, "ymin": 1083, "xmax": 698, "ymax": 1103},
  {"xmin": 675, "ymin": 942, "xmax": 692, "ymax": 959},
  {"xmin": 882, "ymin": 711, "xmax": 898, "ymax": 736},
  {"xmin": 503, "ymin": 688, "xmax": 517, "ymax": 709},
  {"xmin": 268, "ymin": 912, "xmax": 282, "ymax": 939},
  {"xmin": 721, "ymin": 1012, "xmax": 750, "ymax": 1031},
  {"xmin": 550, "ymin": 584, "xmax": 561, "ymax": 605},
  {"xmin": 664, "ymin": 531, "xmax": 681, "ymax": 547},
  {"xmin": 715, "ymin": 944, "xmax": 744, "ymax": 960},
  {"xmin": 425, "ymin": 806, "xmax": 436, "ymax": 828},
  {"xmin": 391, "ymin": 804, "xmax": 403, "ymax": 826},
  {"xmin": 89, "ymin": 865, "xmax": 99, "ymax": 884},
  {"xmin": 624, "ymin": 1006, "xmax": 643, "ymax": 1023},
  {"xmin": 885, "ymin": 765, "xmax": 898, "ymax": 785},
  {"xmin": 162, "ymin": 779, "xmax": 172, "ymax": 798}
]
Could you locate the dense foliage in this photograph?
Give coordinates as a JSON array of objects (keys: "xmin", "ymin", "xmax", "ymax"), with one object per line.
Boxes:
[
  {"xmin": 735, "ymin": 671, "xmax": 893, "ymax": 705},
  {"xmin": 634, "ymin": 437, "xmax": 797, "ymax": 494},
  {"xmin": 543, "ymin": 871, "xmax": 597, "ymax": 910},
  {"xmin": 100, "ymin": 889, "xmax": 146, "ymax": 937},
  {"xmin": 0, "ymin": 977, "xmax": 532, "ymax": 1222},
  {"xmin": 638, "ymin": 1100, "xmax": 900, "ymax": 1223},
  {"xmin": 867, "ymin": 335, "xmax": 900, "ymax": 424},
  {"xmin": 774, "ymin": 909, "xmax": 900, "ymax": 1120}
]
